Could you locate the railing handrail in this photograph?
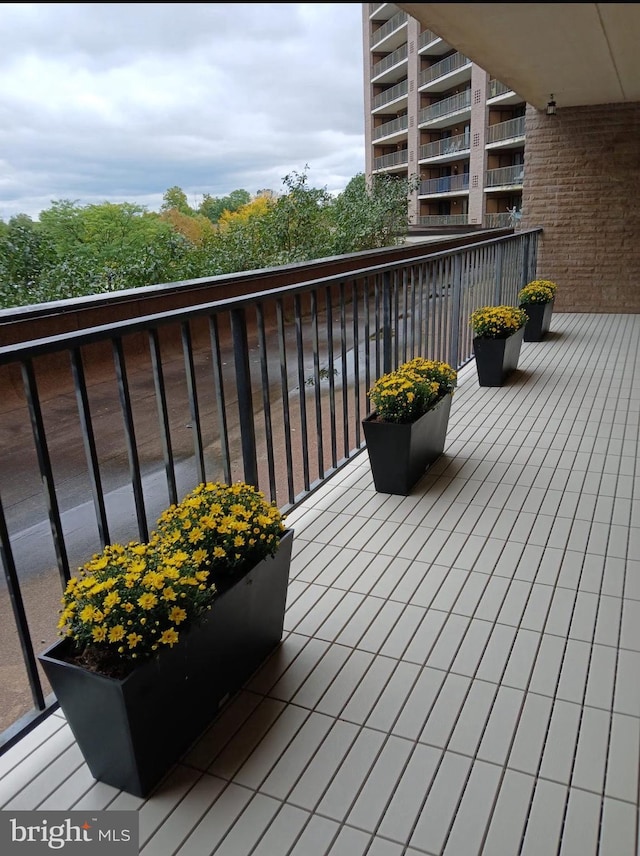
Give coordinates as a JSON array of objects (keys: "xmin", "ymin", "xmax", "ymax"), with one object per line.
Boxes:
[
  {"xmin": 487, "ymin": 116, "xmax": 526, "ymax": 144},
  {"xmin": 0, "ymin": 230, "xmax": 542, "ymax": 362},
  {"xmin": 419, "ymin": 89, "xmax": 472, "ymax": 124}
]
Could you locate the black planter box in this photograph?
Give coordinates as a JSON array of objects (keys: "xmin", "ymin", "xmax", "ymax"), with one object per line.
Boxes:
[
  {"xmin": 473, "ymin": 327, "xmax": 524, "ymax": 387},
  {"xmin": 362, "ymin": 393, "xmax": 452, "ymax": 495},
  {"xmin": 521, "ymin": 299, "xmax": 554, "ymax": 341},
  {"xmin": 38, "ymin": 529, "xmax": 293, "ymax": 797}
]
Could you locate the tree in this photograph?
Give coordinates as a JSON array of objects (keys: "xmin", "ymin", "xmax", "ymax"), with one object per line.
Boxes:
[
  {"xmin": 198, "ymin": 189, "xmax": 251, "ymax": 224},
  {"xmin": 0, "ymin": 214, "xmax": 43, "ymax": 307},
  {"xmin": 161, "ymin": 186, "xmax": 193, "ymax": 216},
  {"xmin": 330, "ymin": 172, "xmax": 420, "ymax": 254},
  {"xmin": 265, "ymin": 166, "xmax": 334, "ymax": 263}
]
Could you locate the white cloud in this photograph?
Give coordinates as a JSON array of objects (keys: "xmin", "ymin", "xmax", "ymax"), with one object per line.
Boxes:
[{"xmin": 0, "ymin": 2, "xmax": 365, "ymax": 220}]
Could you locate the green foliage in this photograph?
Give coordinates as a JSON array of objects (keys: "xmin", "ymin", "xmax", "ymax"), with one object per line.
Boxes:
[
  {"xmin": 0, "ymin": 166, "xmax": 421, "ymax": 309},
  {"xmin": 368, "ymin": 358, "xmax": 457, "ymax": 424},
  {"xmin": 518, "ymin": 279, "xmax": 557, "ymax": 304},
  {"xmin": 198, "ymin": 188, "xmax": 251, "ymax": 223},
  {"xmin": 469, "ymin": 305, "xmax": 528, "ymax": 338},
  {"xmin": 330, "ymin": 172, "xmax": 420, "ymax": 253},
  {"xmin": 161, "ymin": 186, "xmax": 193, "ymax": 216}
]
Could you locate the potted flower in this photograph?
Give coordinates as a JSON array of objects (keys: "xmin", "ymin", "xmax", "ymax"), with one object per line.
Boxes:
[
  {"xmin": 38, "ymin": 481, "xmax": 292, "ymax": 798},
  {"xmin": 518, "ymin": 279, "xmax": 558, "ymax": 341},
  {"xmin": 469, "ymin": 304, "xmax": 528, "ymax": 386},
  {"xmin": 362, "ymin": 357, "xmax": 457, "ymax": 494}
]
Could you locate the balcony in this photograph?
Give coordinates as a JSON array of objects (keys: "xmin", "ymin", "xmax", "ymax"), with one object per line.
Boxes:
[
  {"xmin": 372, "ymin": 79, "xmax": 409, "ymax": 112},
  {"xmin": 372, "ymin": 149, "xmax": 409, "ymax": 171},
  {"xmin": 485, "ymin": 164, "xmax": 524, "ymax": 190},
  {"xmin": 486, "ymin": 117, "xmax": 526, "ymax": 149},
  {"xmin": 418, "ymin": 214, "xmax": 469, "ymax": 227},
  {"xmin": 372, "ymin": 114, "xmax": 408, "ymax": 143},
  {"xmin": 2, "ymin": 306, "xmax": 638, "ymax": 856},
  {"xmin": 371, "ymin": 44, "xmax": 408, "ymax": 83},
  {"xmin": 419, "ymin": 133, "xmax": 470, "ymax": 164},
  {"xmin": 419, "ymin": 52, "xmax": 472, "ymax": 93},
  {"xmin": 418, "ymin": 28, "xmax": 451, "ymax": 57},
  {"xmin": 485, "ymin": 212, "xmax": 517, "ymax": 229},
  {"xmin": 418, "ymin": 89, "xmax": 472, "ymax": 129},
  {"xmin": 419, "ymin": 174, "xmax": 469, "ymax": 196},
  {"xmin": 370, "ymin": 10, "xmax": 408, "ymax": 52}
]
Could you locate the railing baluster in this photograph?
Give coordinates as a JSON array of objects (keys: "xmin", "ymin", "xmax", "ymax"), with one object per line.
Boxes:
[
  {"xmin": 255, "ymin": 303, "xmax": 277, "ymax": 502},
  {"xmin": 276, "ymin": 299, "xmax": 295, "ymax": 505},
  {"xmin": 340, "ymin": 282, "xmax": 349, "ymax": 459},
  {"xmin": 0, "ymin": 492, "xmax": 46, "ymax": 712},
  {"xmin": 352, "ymin": 280, "xmax": 361, "ymax": 448},
  {"xmin": 112, "ymin": 337, "xmax": 148, "ymax": 542},
  {"xmin": 208, "ymin": 314, "xmax": 231, "ymax": 485},
  {"xmin": 20, "ymin": 359, "xmax": 70, "ymax": 586},
  {"xmin": 230, "ymin": 307, "xmax": 258, "ymax": 488},
  {"xmin": 294, "ymin": 294, "xmax": 310, "ymax": 492},
  {"xmin": 148, "ymin": 329, "xmax": 177, "ymax": 507},
  {"xmin": 325, "ymin": 286, "xmax": 338, "ymax": 469},
  {"xmin": 181, "ymin": 321, "xmax": 205, "ymax": 486},
  {"xmin": 70, "ymin": 348, "xmax": 110, "ymax": 546},
  {"xmin": 310, "ymin": 290, "xmax": 324, "ymax": 479}
]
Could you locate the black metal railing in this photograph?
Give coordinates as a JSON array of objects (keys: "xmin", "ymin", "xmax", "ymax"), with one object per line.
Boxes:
[{"xmin": 0, "ymin": 230, "xmax": 540, "ymax": 749}]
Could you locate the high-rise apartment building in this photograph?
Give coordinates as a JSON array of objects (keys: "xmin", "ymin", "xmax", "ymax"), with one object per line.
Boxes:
[{"xmin": 363, "ymin": 3, "xmax": 526, "ymax": 230}]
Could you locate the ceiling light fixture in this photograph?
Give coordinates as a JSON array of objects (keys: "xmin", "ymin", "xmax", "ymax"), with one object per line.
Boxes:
[{"xmin": 546, "ymin": 95, "xmax": 557, "ymax": 116}]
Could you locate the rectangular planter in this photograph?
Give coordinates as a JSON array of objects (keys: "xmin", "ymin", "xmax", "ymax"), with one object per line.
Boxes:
[
  {"xmin": 38, "ymin": 529, "xmax": 294, "ymax": 797},
  {"xmin": 362, "ymin": 393, "xmax": 452, "ymax": 495},
  {"xmin": 521, "ymin": 299, "xmax": 554, "ymax": 341},
  {"xmin": 473, "ymin": 327, "xmax": 524, "ymax": 387}
]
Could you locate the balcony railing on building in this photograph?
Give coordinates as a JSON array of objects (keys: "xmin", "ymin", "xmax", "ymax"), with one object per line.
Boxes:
[
  {"xmin": 419, "ymin": 52, "xmax": 471, "ymax": 88},
  {"xmin": 372, "ymin": 79, "xmax": 409, "ymax": 111},
  {"xmin": 486, "ymin": 116, "xmax": 526, "ymax": 145},
  {"xmin": 418, "ymin": 28, "xmax": 443, "ymax": 50},
  {"xmin": 371, "ymin": 44, "xmax": 408, "ymax": 80},
  {"xmin": 0, "ymin": 232, "xmax": 541, "ymax": 753},
  {"xmin": 488, "ymin": 79, "xmax": 513, "ymax": 99},
  {"xmin": 419, "ymin": 132, "xmax": 470, "ymax": 161},
  {"xmin": 370, "ymin": 10, "xmax": 408, "ymax": 49},
  {"xmin": 419, "ymin": 89, "xmax": 472, "ymax": 125},
  {"xmin": 418, "ymin": 214, "xmax": 470, "ymax": 227},
  {"xmin": 373, "ymin": 114, "xmax": 409, "ymax": 142},
  {"xmin": 485, "ymin": 211, "xmax": 517, "ymax": 228},
  {"xmin": 485, "ymin": 164, "xmax": 524, "ymax": 188},
  {"xmin": 420, "ymin": 174, "xmax": 470, "ymax": 195},
  {"xmin": 373, "ymin": 149, "xmax": 409, "ymax": 171}
]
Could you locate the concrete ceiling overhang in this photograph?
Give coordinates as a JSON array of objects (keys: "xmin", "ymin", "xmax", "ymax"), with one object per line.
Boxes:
[{"xmin": 397, "ymin": 3, "xmax": 640, "ymax": 111}]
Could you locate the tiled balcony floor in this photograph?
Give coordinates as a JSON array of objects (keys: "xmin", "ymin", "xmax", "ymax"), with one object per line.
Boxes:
[{"xmin": 1, "ymin": 312, "xmax": 639, "ymax": 855}]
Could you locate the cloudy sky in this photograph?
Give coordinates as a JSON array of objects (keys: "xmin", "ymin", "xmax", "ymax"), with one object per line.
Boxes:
[{"xmin": 0, "ymin": 3, "xmax": 365, "ymax": 221}]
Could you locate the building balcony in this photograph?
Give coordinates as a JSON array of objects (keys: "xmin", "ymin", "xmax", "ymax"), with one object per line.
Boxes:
[
  {"xmin": 372, "ymin": 79, "xmax": 409, "ymax": 112},
  {"xmin": 372, "ymin": 114, "xmax": 408, "ymax": 143},
  {"xmin": 2, "ymin": 306, "xmax": 638, "ymax": 856},
  {"xmin": 487, "ymin": 79, "xmax": 525, "ymax": 107},
  {"xmin": 418, "ymin": 90, "xmax": 472, "ymax": 129},
  {"xmin": 370, "ymin": 10, "xmax": 408, "ymax": 52},
  {"xmin": 419, "ymin": 174, "xmax": 469, "ymax": 196},
  {"xmin": 373, "ymin": 149, "xmax": 409, "ymax": 171},
  {"xmin": 418, "ymin": 214, "xmax": 469, "ymax": 227},
  {"xmin": 485, "ymin": 164, "xmax": 524, "ymax": 190},
  {"xmin": 485, "ymin": 211, "xmax": 518, "ymax": 228},
  {"xmin": 418, "ymin": 52, "xmax": 472, "ymax": 94},
  {"xmin": 418, "ymin": 28, "xmax": 451, "ymax": 57},
  {"xmin": 371, "ymin": 44, "xmax": 408, "ymax": 84},
  {"xmin": 419, "ymin": 133, "xmax": 470, "ymax": 164},
  {"xmin": 486, "ymin": 117, "xmax": 526, "ymax": 149}
]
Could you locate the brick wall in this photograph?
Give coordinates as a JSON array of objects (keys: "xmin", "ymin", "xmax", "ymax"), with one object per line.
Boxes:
[{"xmin": 520, "ymin": 102, "xmax": 640, "ymax": 312}]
